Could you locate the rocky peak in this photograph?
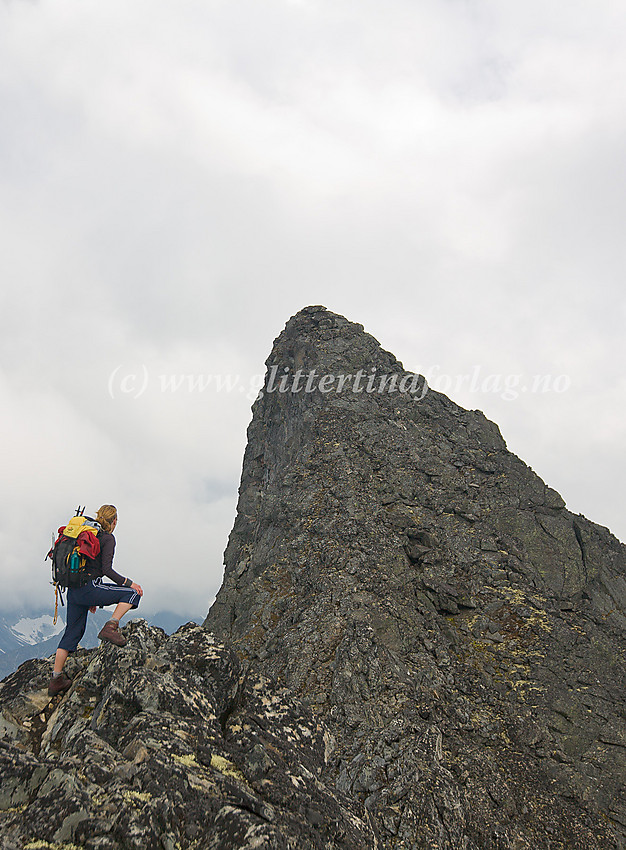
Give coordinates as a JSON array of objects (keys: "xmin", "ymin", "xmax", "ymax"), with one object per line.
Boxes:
[
  {"xmin": 2, "ymin": 305, "xmax": 625, "ymax": 849},
  {"xmin": 206, "ymin": 305, "xmax": 626, "ymax": 847}
]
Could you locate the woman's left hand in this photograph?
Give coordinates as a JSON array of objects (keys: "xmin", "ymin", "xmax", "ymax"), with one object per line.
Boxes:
[{"xmin": 89, "ymin": 605, "xmax": 97, "ymax": 614}]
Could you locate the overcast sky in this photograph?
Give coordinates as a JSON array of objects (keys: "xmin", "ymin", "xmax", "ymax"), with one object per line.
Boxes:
[{"xmin": 1, "ymin": 0, "xmax": 624, "ymax": 619}]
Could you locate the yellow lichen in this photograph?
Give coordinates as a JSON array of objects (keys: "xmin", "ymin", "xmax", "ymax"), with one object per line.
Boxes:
[
  {"xmin": 3, "ymin": 803, "xmax": 28, "ymax": 815},
  {"xmin": 210, "ymin": 754, "xmax": 247, "ymax": 783},
  {"xmin": 170, "ymin": 752, "xmax": 247, "ymax": 785},
  {"xmin": 172, "ymin": 753, "xmax": 199, "ymax": 768},
  {"xmin": 123, "ymin": 790, "xmax": 152, "ymax": 803}
]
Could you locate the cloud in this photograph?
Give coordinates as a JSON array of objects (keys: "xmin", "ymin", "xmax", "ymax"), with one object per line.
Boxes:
[{"xmin": 0, "ymin": 0, "xmax": 624, "ymax": 617}]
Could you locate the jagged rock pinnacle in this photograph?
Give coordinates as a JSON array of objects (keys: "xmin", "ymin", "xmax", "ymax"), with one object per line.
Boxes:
[
  {"xmin": 206, "ymin": 305, "xmax": 626, "ymax": 848},
  {"xmin": 2, "ymin": 307, "xmax": 625, "ymax": 849}
]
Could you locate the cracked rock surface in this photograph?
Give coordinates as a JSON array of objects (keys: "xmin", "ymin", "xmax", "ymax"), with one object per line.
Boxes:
[
  {"xmin": 0, "ymin": 622, "xmax": 376, "ymax": 849},
  {"xmin": 206, "ymin": 306, "xmax": 626, "ymax": 849}
]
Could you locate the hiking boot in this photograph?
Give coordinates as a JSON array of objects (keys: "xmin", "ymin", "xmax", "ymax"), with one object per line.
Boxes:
[
  {"xmin": 98, "ymin": 619, "xmax": 127, "ymax": 647},
  {"xmin": 48, "ymin": 672, "xmax": 72, "ymax": 697}
]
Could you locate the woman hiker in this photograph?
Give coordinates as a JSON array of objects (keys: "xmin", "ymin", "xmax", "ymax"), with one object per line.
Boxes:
[{"xmin": 48, "ymin": 505, "xmax": 144, "ymax": 696}]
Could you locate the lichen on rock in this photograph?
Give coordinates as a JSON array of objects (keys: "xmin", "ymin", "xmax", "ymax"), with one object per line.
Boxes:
[{"xmin": 1, "ymin": 621, "xmax": 375, "ymax": 849}]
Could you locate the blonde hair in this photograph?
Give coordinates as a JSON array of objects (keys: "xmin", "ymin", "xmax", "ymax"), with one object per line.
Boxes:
[{"xmin": 96, "ymin": 504, "xmax": 118, "ymax": 534}]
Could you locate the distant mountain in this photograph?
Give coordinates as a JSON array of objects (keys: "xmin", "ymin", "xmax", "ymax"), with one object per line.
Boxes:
[
  {"xmin": 0, "ymin": 612, "xmax": 62, "ymax": 679},
  {"xmin": 0, "ymin": 608, "xmax": 199, "ymax": 680},
  {"xmin": 10, "ymin": 614, "xmax": 63, "ymax": 645}
]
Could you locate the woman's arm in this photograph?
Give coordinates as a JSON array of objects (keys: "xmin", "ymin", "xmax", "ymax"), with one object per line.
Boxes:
[{"xmin": 99, "ymin": 535, "xmax": 130, "ymax": 586}]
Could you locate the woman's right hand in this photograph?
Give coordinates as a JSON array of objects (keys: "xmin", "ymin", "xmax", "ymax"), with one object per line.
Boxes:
[{"xmin": 131, "ymin": 582, "xmax": 144, "ymax": 597}]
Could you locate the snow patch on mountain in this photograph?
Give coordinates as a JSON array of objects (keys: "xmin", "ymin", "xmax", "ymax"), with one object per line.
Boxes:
[{"xmin": 11, "ymin": 615, "xmax": 64, "ymax": 646}]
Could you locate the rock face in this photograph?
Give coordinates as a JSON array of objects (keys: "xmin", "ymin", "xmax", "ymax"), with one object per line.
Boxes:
[
  {"xmin": 2, "ymin": 305, "xmax": 625, "ymax": 849},
  {"xmin": 206, "ymin": 306, "xmax": 626, "ymax": 848},
  {"xmin": 0, "ymin": 621, "xmax": 376, "ymax": 848}
]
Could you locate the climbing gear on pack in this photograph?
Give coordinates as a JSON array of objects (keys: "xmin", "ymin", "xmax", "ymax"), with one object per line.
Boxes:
[{"xmin": 45, "ymin": 506, "xmax": 102, "ymax": 624}]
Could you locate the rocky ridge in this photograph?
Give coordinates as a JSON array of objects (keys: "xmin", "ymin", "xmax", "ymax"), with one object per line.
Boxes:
[
  {"xmin": 1, "ymin": 621, "xmax": 376, "ymax": 848},
  {"xmin": 1, "ymin": 305, "xmax": 625, "ymax": 849}
]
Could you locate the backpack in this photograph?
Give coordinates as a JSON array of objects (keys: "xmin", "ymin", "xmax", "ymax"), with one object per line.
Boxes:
[{"xmin": 46, "ymin": 507, "xmax": 102, "ymax": 621}]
